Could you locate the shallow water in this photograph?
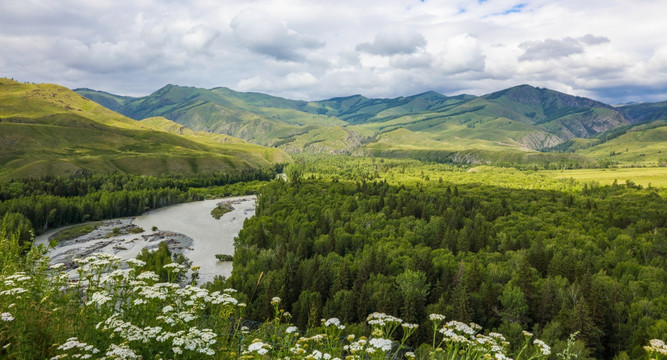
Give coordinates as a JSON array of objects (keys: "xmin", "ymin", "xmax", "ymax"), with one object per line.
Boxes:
[{"xmin": 34, "ymin": 196, "xmax": 256, "ymax": 284}]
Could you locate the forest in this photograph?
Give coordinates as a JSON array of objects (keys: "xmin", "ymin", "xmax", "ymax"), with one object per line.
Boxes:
[
  {"xmin": 223, "ymin": 157, "xmax": 666, "ymax": 359},
  {"xmin": 0, "ymin": 157, "xmax": 665, "ymax": 359},
  {"xmin": 0, "ymin": 165, "xmax": 282, "ymax": 245}
]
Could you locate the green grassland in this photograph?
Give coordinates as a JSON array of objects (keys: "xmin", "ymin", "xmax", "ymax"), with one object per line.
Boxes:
[
  {"xmin": 0, "ymin": 79, "xmax": 290, "ymax": 180},
  {"xmin": 294, "ymin": 154, "xmax": 667, "ymax": 194},
  {"xmin": 575, "ymin": 121, "xmax": 667, "ymax": 166},
  {"xmin": 544, "ymin": 167, "xmax": 667, "ymax": 187}
]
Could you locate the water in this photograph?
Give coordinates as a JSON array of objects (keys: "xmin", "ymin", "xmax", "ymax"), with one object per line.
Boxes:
[{"xmin": 34, "ymin": 196, "xmax": 256, "ymax": 284}]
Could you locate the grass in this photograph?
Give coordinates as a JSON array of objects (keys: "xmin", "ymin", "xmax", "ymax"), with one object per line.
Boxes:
[
  {"xmin": 49, "ymin": 221, "xmax": 103, "ymax": 244},
  {"xmin": 543, "ymin": 167, "xmax": 667, "ymax": 187},
  {"xmin": 210, "ymin": 202, "xmax": 233, "ymax": 219},
  {"xmin": 576, "ymin": 123, "xmax": 667, "ymax": 166},
  {"xmin": 0, "ymin": 79, "xmax": 291, "ymax": 179}
]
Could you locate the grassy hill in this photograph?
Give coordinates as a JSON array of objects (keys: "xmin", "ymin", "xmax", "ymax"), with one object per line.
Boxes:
[
  {"xmin": 76, "ymin": 84, "xmax": 667, "ymax": 166},
  {"xmin": 575, "ymin": 120, "xmax": 667, "ymax": 166},
  {"xmin": 0, "ymin": 79, "xmax": 290, "ymax": 180}
]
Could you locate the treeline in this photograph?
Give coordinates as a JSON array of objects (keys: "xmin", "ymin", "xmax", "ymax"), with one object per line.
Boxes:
[
  {"xmin": 0, "ymin": 165, "xmax": 283, "ymax": 241},
  {"xmin": 226, "ymin": 176, "xmax": 666, "ymax": 359}
]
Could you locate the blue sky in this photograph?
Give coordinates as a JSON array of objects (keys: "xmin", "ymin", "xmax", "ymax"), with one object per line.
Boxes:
[{"xmin": 1, "ymin": 0, "xmax": 666, "ymax": 104}]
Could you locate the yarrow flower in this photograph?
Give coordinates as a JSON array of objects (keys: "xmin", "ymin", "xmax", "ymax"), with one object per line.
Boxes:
[
  {"xmin": 86, "ymin": 290, "xmax": 112, "ymax": 307},
  {"xmin": 366, "ymin": 312, "xmax": 402, "ymax": 326},
  {"xmin": 1, "ymin": 312, "xmax": 14, "ymax": 322},
  {"xmin": 533, "ymin": 338, "xmax": 551, "ymax": 356},
  {"xmin": 323, "ymin": 317, "xmax": 345, "ymax": 330},
  {"xmin": 286, "ymin": 326, "xmax": 298, "ymax": 334},
  {"xmin": 644, "ymin": 339, "xmax": 667, "ymax": 356},
  {"xmin": 368, "ymin": 338, "xmax": 393, "ymax": 352},
  {"xmin": 271, "ymin": 297, "xmax": 281, "ymax": 305},
  {"xmin": 429, "ymin": 313, "xmax": 446, "ymax": 322},
  {"xmin": 126, "ymin": 259, "xmax": 146, "ymax": 267},
  {"xmin": 247, "ymin": 340, "xmax": 272, "ymax": 355}
]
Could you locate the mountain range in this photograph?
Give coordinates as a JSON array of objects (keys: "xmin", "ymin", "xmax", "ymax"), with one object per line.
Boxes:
[
  {"xmin": 0, "ymin": 78, "xmax": 290, "ymax": 180},
  {"xmin": 75, "ymin": 83, "xmax": 667, "ymax": 166}
]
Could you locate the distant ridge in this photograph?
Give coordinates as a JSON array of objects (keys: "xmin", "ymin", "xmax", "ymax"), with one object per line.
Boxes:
[{"xmin": 75, "ymin": 83, "xmax": 667, "ymax": 166}]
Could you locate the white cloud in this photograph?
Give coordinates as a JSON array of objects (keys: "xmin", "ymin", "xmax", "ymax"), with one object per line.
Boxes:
[
  {"xmin": 519, "ymin": 35, "xmax": 610, "ymax": 61},
  {"xmin": 0, "ymin": 0, "xmax": 666, "ymax": 103},
  {"xmin": 230, "ymin": 9, "xmax": 324, "ymax": 62},
  {"xmin": 181, "ymin": 25, "xmax": 219, "ymax": 54},
  {"xmin": 356, "ymin": 30, "xmax": 426, "ymax": 56}
]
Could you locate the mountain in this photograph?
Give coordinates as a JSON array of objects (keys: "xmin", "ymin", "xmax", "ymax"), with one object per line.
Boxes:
[
  {"xmin": 617, "ymin": 100, "xmax": 667, "ymax": 123},
  {"xmin": 0, "ymin": 78, "xmax": 290, "ymax": 180},
  {"xmin": 76, "ymin": 84, "xmax": 667, "ymax": 166}
]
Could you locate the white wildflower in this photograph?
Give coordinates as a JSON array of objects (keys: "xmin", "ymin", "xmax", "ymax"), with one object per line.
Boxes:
[
  {"xmin": 247, "ymin": 340, "xmax": 271, "ymax": 355},
  {"xmin": 1, "ymin": 312, "xmax": 14, "ymax": 322},
  {"xmin": 429, "ymin": 313, "xmax": 446, "ymax": 322},
  {"xmin": 489, "ymin": 332, "xmax": 506, "ymax": 341},
  {"xmin": 0, "ymin": 288, "xmax": 28, "ymax": 296},
  {"xmin": 444, "ymin": 320, "xmax": 475, "ymax": 335},
  {"xmin": 136, "ymin": 271, "xmax": 160, "ymax": 282},
  {"xmin": 368, "ymin": 338, "xmax": 393, "ymax": 352},
  {"xmin": 271, "ymin": 296, "xmax": 281, "ymax": 305},
  {"xmin": 86, "ymin": 290, "xmax": 112, "ymax": 307},
  {"xmin": 286, "ymin": 326, "xmax": 299, "ymax": 334},
  {"xmin": 324, "ymin": 317, "xmax": 341, "ymax": 327},
  {"xmin": 533, "ymin": 338, "xmax": 551, "ymax": 356},
  {"xmin": 126, "ymin": 259, "xmax": 145, "ymax": 267}
]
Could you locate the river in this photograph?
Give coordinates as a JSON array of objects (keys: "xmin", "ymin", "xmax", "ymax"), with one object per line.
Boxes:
[{"xmin": 33, "ymin": 195, "xmax": 256, "ymax": 284}]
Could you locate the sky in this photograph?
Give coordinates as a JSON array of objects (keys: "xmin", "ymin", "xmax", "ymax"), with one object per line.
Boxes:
[{"xmin": 1, "ymin": 0, "xmax": 666, "ymax": 104}]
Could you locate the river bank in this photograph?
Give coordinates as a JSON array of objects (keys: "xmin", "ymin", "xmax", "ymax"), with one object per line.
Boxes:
[{"xmin": 34, "ymin": 195, "xmax": 256, "ymax": 284}]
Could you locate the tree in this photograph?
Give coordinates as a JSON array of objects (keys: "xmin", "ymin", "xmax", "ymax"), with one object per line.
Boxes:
[
  {"xmin": 498, "ymin": 284, "xmax": 528, "ymax": 324},
  {"xmin": 396, "ymin": 269, "xmax": 430, "ymax": 323}
]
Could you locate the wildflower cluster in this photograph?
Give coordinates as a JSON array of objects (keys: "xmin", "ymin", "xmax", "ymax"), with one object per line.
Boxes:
[
  {"xmin": 1, "ymin": 249, "xmax": 555, "ymax": 360},
  {"xmin": 428, "ymin": 315, "xmax": 549, "ymax": 360},
  {"xmin": 644, "ymin": 339, "xmax": 667, "ymax": 359}
]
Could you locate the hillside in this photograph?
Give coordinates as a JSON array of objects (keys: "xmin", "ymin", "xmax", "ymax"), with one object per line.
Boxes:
[
  {"xmin": 576, "ymin": 120, "xmax": 667, "ymax": 165},
  {"xmin": 76, "ymin": 84, "xmax": 667, "ymax": 166},
  {"xmin": 0, "ymin": 79, "xmax": 290, "ymax": 180}
]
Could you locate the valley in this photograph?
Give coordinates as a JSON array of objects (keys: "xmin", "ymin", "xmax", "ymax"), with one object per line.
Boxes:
[{"xmin": 0, "ymin": 79, "xmax": 665, "ymax": 360}]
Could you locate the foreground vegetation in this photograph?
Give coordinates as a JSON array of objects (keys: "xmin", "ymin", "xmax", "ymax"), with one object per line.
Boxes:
[{"xmin": 0, "ymin": 245, "xmax": 561, "ymax": 360}]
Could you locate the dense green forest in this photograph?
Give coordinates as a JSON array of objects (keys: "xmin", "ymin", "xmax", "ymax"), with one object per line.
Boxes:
[
  {"xmin": 0, "ymin": 165, "xmax": 282, "ymax": 243},
  {"xmin": 224, "ymin": 157, "xmax": 666, "ymax": 359}
]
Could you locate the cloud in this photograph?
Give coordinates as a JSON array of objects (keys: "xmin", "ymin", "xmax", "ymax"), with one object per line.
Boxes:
[
  {"xmin": 181, "ymin": 25, "xmax": 219, "ymax": 54},
  {"xmin": 356, "ymin": 30, "xmax": 426, "ymax": 56},
  {"xmin": 1, "ymin": 0, "xmax": 666, "ymax": 104},
  {"xmin": 519, "ymin": 34, "xmax": 610, "ymax": 61},
  {"xmin": 433, "ymin": 33, "xmax": 486, "ymax": 74},
  {"xmin": 230, "ymin": 9, "xmax": 324, "ymax": 62}
]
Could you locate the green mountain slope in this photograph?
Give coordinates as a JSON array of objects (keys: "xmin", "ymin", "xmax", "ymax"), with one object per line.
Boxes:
[
  {"xmin": 575, "ymin": 120, "xmax": 667, "ymax": 165},
  {"xmin": 76, "ymin": 84, "xmax": 667, "ymax": 165},
  {"xmin": 617, "ymin": 100, "xmax": 667, "ymax": 122},
  {"xmin": 0, "ymin": 79, "xmax": 290, "ymax": 180}
]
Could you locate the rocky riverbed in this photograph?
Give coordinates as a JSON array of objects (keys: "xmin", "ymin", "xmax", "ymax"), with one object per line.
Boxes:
[{"xmin": 34, "ymin": 196, "xmax": 256, "ymax": 283}]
